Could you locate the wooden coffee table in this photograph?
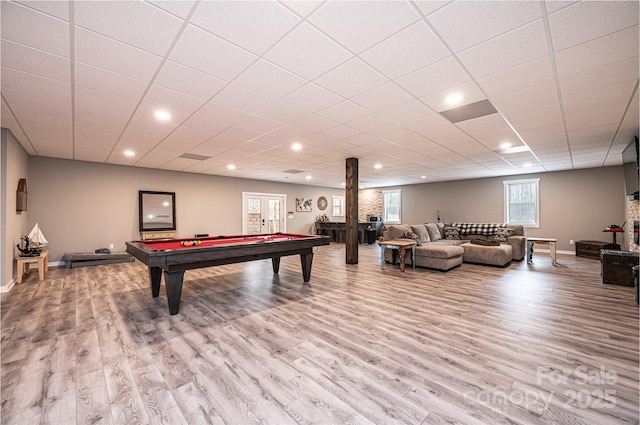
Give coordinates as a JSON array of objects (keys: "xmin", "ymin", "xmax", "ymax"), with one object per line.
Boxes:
[{"xmin": 378, "ymin": 239, "xmax": 416, "ymax": 272}]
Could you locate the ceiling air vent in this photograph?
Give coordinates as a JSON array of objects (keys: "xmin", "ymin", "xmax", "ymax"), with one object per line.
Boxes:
[
  {"xmin": 283, "ymin": 169, "xmax": 305, "ymax": 174},
  {"xmin": 439, "ymin": 99, "xmax": 498, "ymax": 123},
  {"xmin": 179, "ymin": 153, "xmax": 210, "ymax": 161}
]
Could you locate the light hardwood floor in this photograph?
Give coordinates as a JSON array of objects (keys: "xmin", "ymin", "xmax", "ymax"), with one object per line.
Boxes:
[{"xmin": 2, "ymin": 243, "xmax": 638, "ymax": 425}]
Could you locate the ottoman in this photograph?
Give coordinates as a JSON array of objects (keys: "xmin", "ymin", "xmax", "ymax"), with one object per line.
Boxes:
[
  {"xmin": 414, "ymin": 244, "xmax": 464, "ymax": 271},
  {"xmin": 461, "ymin": 242, "xmax": 512, "ymax": 267}
]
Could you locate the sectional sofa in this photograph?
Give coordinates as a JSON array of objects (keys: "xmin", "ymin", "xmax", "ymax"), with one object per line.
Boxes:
[{"xmin": 381, "ymin": 222, "xmax": 526, "ymax": 271}]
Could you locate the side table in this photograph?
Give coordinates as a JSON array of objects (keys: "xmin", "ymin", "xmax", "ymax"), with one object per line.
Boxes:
[
  {"xmin": 378, "ymin": 239, "xmax": 416, "ymax": 272},
  {"xmin": 527, "ymin": 237, "xmax": 557, "ymax": 265},
  {"xmin": 15, "ymin": 250, "xmax": 49, "ymax": 283}
]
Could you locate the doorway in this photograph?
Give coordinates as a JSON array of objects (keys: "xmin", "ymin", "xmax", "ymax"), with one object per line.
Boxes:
[{"xmin": 242, "ymin": 192, "xmax": 286, "ymax": 234}]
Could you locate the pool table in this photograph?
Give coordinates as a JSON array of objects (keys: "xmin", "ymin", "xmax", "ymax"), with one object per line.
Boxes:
[{"xmin": 126, "ymin": 233, "xmax": 330, "ymax": 315}]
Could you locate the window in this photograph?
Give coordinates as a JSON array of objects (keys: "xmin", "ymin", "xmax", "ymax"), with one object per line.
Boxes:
[
  {"xmin": 332, "ymin": 196, "xmax": 345, "ymax": 217},
  {"xmin": 504, "ymin": 178, "xmax": 539, "ymax": 227},
  {"xmin": 383, "ymin": 189, "xmax": 401, "ymax": 224}
]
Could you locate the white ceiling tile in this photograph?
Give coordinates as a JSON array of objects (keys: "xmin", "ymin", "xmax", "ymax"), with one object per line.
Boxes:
[
  {"xmin": 428, "ymin": 1, "xmax": 541, "ymax": 52},
  {"xmin": 169, "ymin": 24, "xmax": 257, "ymax": 81},
  {"xmin": 1, "ymin": 67, "xmax": 70, "ymax": 101},
  {"xmin": 195, "ymin": 102, "xmax": 248, "ymax": 126},
  {"xmin": 15, "ymin": 1, "xmax": 69, "ymax": 21},
  {"xmin": 147, "ymin": 1, "xmax": 196, "ymax": 19},
  {"xmin": 544, "ymin": 1, "xmax": 578, "ymax": 15},
  {"xmin": 75, "ymin": 104, "xmax": 130, "ymax": 127},
  {"xmin": 555, "ymin": 26, "xmax": 639, "ymax": 78},
  {"xmin": 191, "ymin": 1, "xmax": 299, "ymax": 55},
  {"xmin": 309, "ymin": 1, "xmax": 420, "ymax": 54},
  {"xmin": 548, "ymin": 1, "xmax": 639, "ymax": 51},
  {"xmin": 143, "ymin": 85, "xmax": 207, "ymax": 115},
  {"xmin": 212, "ymin": 84, "xmax": 272, "ymax": 114},
  {"xmin": 457, "ymin": 19, "xmax": 548, "ymax": 79},
  {"xmin": 346, "ymin": 114, "xmax": 395, "ymax": 133},
  {"xmin": 255, "ymin": 102, "xmax": 309, "ymax": 124},
  {"xmin": 282, "ymin": 83, "xmax": 343, "ymax": 113},
  {"xmin": 292, "ymin": 114, "xmax": 338, "ymax": 133},
  {"xmin": 317, "ymin": 101, "xmax": 370, "ymax": 123},
  {"xmin": 75, "ymin": 86, "xmax": 136, "ymax": 115},
  {"xmin": 75, "ymin": 28, "xmax": 162, "ymax": 81},
  {"xmin": 558, "ymin": 57, "xmax": 639, "ymax": 97},
  {"xmin": 478, "ymin": 56, "xmax": 554, "ymax": 97},
  {"xmin": 319, "ymin": 124, "xmax": 361, "ymax": 140},
  {"xmin": 563, "ymin": 80, "xmax": 637, "ymax": 115},
  {"xmin": 233, "ymin": 59, "xmax": 307, "ymax": 100},
  {"xmin": 413, "ymin": 1, "xmax": 450, "ymax": 16},
  {"xmin": 181, "ymin": 115, "xmax": 229, "ymax": 136},
  {"xmin": 234, "ymin": 115, "xmax": 283, "ymax": 134},
  {"xmin": 315, "ymin": 58, "xmax": 387, "ymax": 98},
  {"xmin": 1, "ymin": 40, "xmax": 70, "ymax": 82},
  {"xmin": 279, "ymin": 1, "xmax": 323, "ymax": 17},
  {"xmin": 361, "ymin": 21, "xmax": 449, "ymax": 78},
  {"xmin": 421, "ymin": 81, "xmax": 486, "ymax": 112},
  {"xmin": 155, "ymin": 61, "xmax": 227, "ymax": 100},
  {"xmin": 395, "ymin": 57, "xmax": 470, "ymax": 99},
  {"xmin": 74, "ymin": 62, "xmax": 147, "ymax": 101},
  {"xmin": 1, "ymin": 1, "xmax": 69, "ymax": 57},
  {"xmin": 75, "ymin": 0, "xmax": 184, "ymax": 56},
  {"xmin": 264, "ymin": 23, "xmax": 352, "ymax": 80},
  {"xmin": 1, "ymin": 87, "xmax": 70, "ymax": 116},
  {"xmin": 377, "ymin": 99, "xmax": 434, "ymax": 125},
  {"xmin": 351, "ymin": 82, "xmax": 413, "ymax": 112}
]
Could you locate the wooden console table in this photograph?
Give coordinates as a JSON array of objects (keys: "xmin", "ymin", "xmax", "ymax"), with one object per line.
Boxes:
[
  {"xmin": 378, "ymin": 239, "xmax": 416, "ymax": 272},
  {"xmin": 15, "ymin": 250, "xmax": 48, "ymax": 283}
]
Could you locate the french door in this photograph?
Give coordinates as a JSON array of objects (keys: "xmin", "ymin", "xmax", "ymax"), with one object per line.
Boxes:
[{"xmin": 242, "ymin": 193, "xmax": 286, "ymax": 235}]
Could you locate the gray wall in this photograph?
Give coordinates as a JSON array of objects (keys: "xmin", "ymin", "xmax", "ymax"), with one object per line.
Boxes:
[
  {"xmin": 376, "ymin": 166, "xmax": 626, "ymax": 252},
  {"xmin": 27, "ymin": 157, "xmax": 345, "ymax": 262},
  {"xmin": 2, "ymin": 129, "xmax": 30, "ymax": 286}
]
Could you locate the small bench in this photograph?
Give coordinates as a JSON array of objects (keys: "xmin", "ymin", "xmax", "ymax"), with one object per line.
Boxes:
[{"xmin": 62, "ymin": 252, "xmax": 134, "ymax": 268}]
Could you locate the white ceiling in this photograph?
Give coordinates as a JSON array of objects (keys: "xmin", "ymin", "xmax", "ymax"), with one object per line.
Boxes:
[{"xmin": 1, "ymin": 0, "xmax": 638, "ymax": 188}]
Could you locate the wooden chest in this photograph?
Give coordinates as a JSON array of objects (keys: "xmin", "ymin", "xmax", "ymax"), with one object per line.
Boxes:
[
  {"xmin": 575, "ymin": 240, "xmax": 614, "ymax": 259},
  {"xmin": 600, "ymin": 250, "xmax": 639, "ymax": 286}
]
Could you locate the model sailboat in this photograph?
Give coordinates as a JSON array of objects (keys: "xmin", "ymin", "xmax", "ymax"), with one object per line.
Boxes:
[{"xmin": 17, "ymin": 223, "xmax": 48, "ymax": 256}]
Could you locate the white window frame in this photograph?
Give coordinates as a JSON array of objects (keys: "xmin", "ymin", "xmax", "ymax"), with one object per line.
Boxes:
[
  {"xmin": 332, "ymin": 195, "xmax": 345, "ymax": 217},
  {"xmin": 383, "ymin": 189, "xmax": 402, "ymax": 224},
  {"xmin": 503, "ymin": 178, "xmax": 540, "ymax": 228}
]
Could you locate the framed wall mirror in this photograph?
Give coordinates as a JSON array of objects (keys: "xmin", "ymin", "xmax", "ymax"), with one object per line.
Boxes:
[{"xmin": 139, "ymin": 191, "xmax": 176, "ymax": 231}]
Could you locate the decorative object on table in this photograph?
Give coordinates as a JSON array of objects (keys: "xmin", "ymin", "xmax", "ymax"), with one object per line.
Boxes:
[
  {"xmin": 16, "ymin": 223, "xmax": 48, "ymax": 256},
  {"xmin": 317, "ymin": 196, "xmax": 328, "ymax": 210},
  {"xmin": 16, "ymin": 178, "xmax": 27, "ymax": 212},
  {"xmin": 436, "ymin": 210, "xmax": 441, "ymax": 223},
  {"xmin": 316, "ymin": 213, "xmax": 329, "ymax": 222},
  {"xmin": 296, "ymin": 197, "xmax": 313, "ymax": 212}
]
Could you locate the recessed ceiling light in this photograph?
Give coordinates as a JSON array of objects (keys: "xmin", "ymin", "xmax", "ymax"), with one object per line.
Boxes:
[
  {"xmin": 421, "ymin": 175, "xmax": 426, "ymax": 179},
  {"xmin": 124, "ymin": 150, "xmax": 135, "ymax": 157},
  {"xmin": 227, "ymin": 164, "xmax": 236, "ymax": 170},
  {"xmin": 374, "ymin": 163, "xmax": 382, "ymax": 169},
  {"xmin": 292, "ymin": 143, "xmax": 302, "ymax": 151},
  {"xmin": 305, "ymin": 175, "xmax": 312, "ymax": 180},
  {"xmin": 523, "ymin": 162, "xmax": 532, "ymax": 168},
  {"xmin": 500, "ymin": 142, "xmax": 512, "ymax": 149},
  {"xmin": 154, "ymin": 110, "xmax": 171, "ymax": 121},
  {"xmin": 445, "ymin": 93, "xmax": 463, "ymax": 105}
]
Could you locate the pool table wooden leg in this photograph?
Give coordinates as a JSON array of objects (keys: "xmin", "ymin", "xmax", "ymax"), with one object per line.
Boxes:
[
  {"xmin": 164, "ymin": 270, "xmax": 185, "ymax": 315},
  {"xmin": 272, "ymin": 257, "xmax": 281, "ymax": 273},
  {"xmin": 150, "ymin": 267, "xmax": 162, "ymax": 297},
  {"xmin": 300, "ymin": 252, "xmax": 313, "ymax": 282}
]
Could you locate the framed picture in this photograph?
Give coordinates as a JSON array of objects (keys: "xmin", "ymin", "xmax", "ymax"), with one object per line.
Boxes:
[{"xmin": 296, "ymin": 197, "xmax": 313, "ymax": 212}]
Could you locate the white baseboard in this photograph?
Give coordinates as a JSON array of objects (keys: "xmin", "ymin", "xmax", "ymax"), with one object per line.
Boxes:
[{"xmin": 1, "ymin": 279, "xmax": 15, "ymax": 293}]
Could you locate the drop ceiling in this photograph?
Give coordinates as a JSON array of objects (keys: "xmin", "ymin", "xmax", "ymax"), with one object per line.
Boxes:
[{"xmin": 1, "ymin": 0, "xmax": 638, "ymax": 188}]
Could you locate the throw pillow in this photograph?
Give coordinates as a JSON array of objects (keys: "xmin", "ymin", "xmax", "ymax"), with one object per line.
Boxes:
[
  {"xmin": 443, "ymin": 226, "xmax": 460, "ymax": 240},
  {"xmin": 493, "ymin": 227, "xmax": 513, "ymax": 243},
  {"xmin": 410, "ymin": 225, "xmax": 431, "ymax": 243},
  {"xmin": 403, "ymin": 231, "xmax": 422, "ymax": 246},
  {"xmin": 425, "ymin": 223, "xmax": 442, "ymax": 242}
]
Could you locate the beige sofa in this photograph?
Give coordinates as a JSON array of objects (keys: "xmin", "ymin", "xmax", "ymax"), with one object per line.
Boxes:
[{"xmin": 381, "ymin": 222, "xmax": 525, "ymax": 270}]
